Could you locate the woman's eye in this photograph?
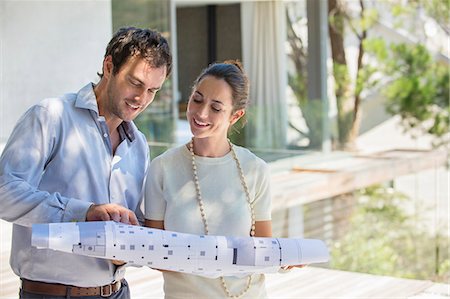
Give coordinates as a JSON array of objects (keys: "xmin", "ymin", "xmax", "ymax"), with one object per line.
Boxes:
[{"xmin": 211, "ymin": 105, "xmax": 221, "ymax": 112}]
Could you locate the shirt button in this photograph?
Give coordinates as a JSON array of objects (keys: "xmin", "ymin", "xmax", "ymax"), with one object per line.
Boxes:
[{"xmin": 103, "ymin": 133, "xmax": 108, "ymax": 138}]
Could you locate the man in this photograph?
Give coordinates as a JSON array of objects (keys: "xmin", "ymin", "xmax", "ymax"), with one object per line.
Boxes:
[{"xmin": 0, "ymin": 27, "xmax": 172, "ymax": 298}]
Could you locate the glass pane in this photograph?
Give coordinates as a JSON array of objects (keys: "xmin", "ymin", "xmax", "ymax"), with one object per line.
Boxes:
[
  {"xmin": 112, "ymin": 0, "xmax": 175, "ymax": 158},
  {"xmin": 285, "ymin": 0, "xmax": 324, "ymax": 150}
]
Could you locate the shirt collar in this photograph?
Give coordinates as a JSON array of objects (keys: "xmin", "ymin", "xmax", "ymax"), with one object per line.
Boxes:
[
  {"xmin": 74, "ymin": 83, "xmax": 100, "ymax": 113},
  {"xmin": 119, "ymin": 121, "xmax": 136, "ymax": 142},
  {"xmin": 75, "ymin": 83, "xmax": 136, "ymax": 142}
]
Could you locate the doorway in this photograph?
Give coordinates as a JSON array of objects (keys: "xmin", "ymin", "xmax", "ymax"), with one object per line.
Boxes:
[{"xmin": 176, "ymin": 3, "xmax": 242, "ymax": 118}]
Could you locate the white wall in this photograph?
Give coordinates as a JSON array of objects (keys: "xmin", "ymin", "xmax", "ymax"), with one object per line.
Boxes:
[{"xmin": 0, "ymin": 0, "xmax": 112, "ymax": 143}]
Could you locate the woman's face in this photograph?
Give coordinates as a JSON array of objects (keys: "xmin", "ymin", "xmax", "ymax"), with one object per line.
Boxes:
[{"xmin": 186, "ymin": 75, "xmax": 243, "ymax": 141}]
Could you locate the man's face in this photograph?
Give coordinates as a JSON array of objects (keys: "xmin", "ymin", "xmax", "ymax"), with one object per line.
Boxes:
[{"xmin": 103, "ymin": 55, "xmax": 167, "ymax": 122}]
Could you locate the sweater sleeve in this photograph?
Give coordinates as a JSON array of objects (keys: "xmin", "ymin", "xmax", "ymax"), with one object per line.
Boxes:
[
  {"xmin": 144, "ymin": 157, "xmax": 167, "ymax": 221},
  {"xmin": 253, "ymin": 160, "xmax": 272, "ymax": 221}
]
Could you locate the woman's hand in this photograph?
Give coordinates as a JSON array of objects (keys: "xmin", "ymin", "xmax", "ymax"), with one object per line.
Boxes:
[
  {"xmin": 112, "ymin": 259, "xmax": 126, "ymax": 266},
  {"xmin": 145, "ymin": 219, "xmax": 164, "ymax": 229}
]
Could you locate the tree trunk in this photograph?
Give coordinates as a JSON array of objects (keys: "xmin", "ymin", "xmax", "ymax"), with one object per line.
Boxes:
[
  {"xmin": 348, "ymin": 0, "xmax": 368, "ymax": 149},
  {"xmin": 328, "ymin": 0, "xmax": 354, "ymax": 150},
  {"xmin": 328, "ymin": 0, "xmax": 367, "ymax": 151}
]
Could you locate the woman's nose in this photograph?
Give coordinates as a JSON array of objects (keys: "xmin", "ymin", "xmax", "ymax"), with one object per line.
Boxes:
[{"xmin": 197, "ymin": 103, "xmax": 209, "ymax": 117}]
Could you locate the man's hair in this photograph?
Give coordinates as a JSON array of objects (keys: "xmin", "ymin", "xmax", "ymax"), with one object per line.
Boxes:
[{"xmin": 98, "ymin": 27, "xmax": 172, "ymax": 78}]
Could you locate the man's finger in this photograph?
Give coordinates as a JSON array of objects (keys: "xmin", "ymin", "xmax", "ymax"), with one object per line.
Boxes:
[
  {"xmin": 120, "ymin": 210, "xmax": 130, "ymax": 224},
  {"xmin": 100, "ymin": 213, "xmax": 111, "ymax": 221},
  {"xmin": 128, "ymin": 212, "xmax": 139, "ymax": 226},
  {"xmin": 109, "ymin": 210, "xmax": 121, "ymax": 222}
]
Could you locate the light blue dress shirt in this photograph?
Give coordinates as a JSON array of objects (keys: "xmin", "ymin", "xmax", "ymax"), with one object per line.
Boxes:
[{"xmin": 0, "ymin": 83, "xmax": 149, "ymax": 287}]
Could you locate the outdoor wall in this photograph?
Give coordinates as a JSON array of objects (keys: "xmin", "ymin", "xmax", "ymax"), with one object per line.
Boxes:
[{"xmin": 0, "ymin": 0, "xmax": 112, "ymax": 143}]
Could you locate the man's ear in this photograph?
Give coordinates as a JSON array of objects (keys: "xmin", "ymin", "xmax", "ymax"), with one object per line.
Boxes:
[
  {"xmin": 230, "ymin": 109, "xmax": 245, "ymax": 125},
  {"xmin": 103, "ymin": 56, "xmax": 114, "ymax": 79}
]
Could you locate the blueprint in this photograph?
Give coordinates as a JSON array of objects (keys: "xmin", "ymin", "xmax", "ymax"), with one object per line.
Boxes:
[{"xmin": 32, "ymin": 221, "xmax": 329, "ymax": 278}]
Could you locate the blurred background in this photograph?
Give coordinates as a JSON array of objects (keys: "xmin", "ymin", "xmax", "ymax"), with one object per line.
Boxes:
[{"xmin": 1, "ymin": 0, "xmax": 448, "ymax": 298}]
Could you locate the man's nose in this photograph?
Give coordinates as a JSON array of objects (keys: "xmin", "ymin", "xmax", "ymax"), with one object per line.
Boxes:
[{"xmin": 134, "ymin": 91, "xmax": 150, "ymax": 103}]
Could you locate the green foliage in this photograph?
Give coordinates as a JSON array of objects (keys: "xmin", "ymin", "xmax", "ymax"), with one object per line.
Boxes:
[
  {"xmin": 381, "ymin": 43, "xmax": 449, "ymax": 147},
  {"xmin": 357, "ymin": 8, "xmax": 379, "ymax": 32},
  {"xmin": 331, "ymin": 185, "xmax": 449, "ymax": 282},
  {"xmin": 355, "ymin": 40, "xmax": 384, "ymax": 96},
  {"xmin": 288, "ymin": 73, "xmax": 324, "ymax": 149},
  {"xmin": 300, "ymin": 100, "xmax": 325, "ymax": 149},
  {"xmin": 333, "ymin": 63, "xmax": 351, "ymax": 99},
  {"xmin": 228, "ymin": 117, "xmax": 247, "ymax": 147},
  {"xmin": 421, "ymin": 0, "xmax": 450, "ymax": 33},
  {"xmin": 288, "ymin": 0, "xmax": 449, "ymax": 150},
  {"xmin": 112, "ymin": 0, "xmax": 170, "ymax": 32},
  {"xmin": 289, "ymin": 73, "xmax": 307, "ymax": 107},
  {"xmin": 391, "ymin": 4, "xmax": 409, "ymax": 17},
  {"xmin": 134, "ymin": 112, "xmax": 175, "ymax": 159},
  {"xmin": 286, "ymin": 7, "xmax": 317, "ymax": 148},
  {"xmin": 401, "ymin": 0, "xmax": 450, "ymax": 34},
  {"xmin": 363, "ymin": 38, "xmax": 388, "ymax": 61}
]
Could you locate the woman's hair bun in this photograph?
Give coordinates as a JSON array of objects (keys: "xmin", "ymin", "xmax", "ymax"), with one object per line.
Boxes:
[{"xmin": 223, "ymin": 59, "xmax": 244, "ymax": 73}]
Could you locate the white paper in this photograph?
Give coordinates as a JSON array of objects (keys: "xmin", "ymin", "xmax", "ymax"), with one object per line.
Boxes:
[{"xmin": 32, "ymin": 221, "xmax": 329, "ymax": 278}]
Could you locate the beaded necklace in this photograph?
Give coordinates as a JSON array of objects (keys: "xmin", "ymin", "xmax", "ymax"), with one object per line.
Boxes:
[{"xmin": 189, "ymin": 138, "xmax": 255, "ymax": 298}]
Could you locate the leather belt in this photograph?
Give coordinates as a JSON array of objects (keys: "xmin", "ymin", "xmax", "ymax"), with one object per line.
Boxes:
[{"xmin": 21, "ymin": 278, "xmax": 123, "ymax": 297}]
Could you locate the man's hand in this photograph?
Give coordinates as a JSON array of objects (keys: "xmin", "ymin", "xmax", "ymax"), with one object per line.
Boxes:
[{"xmin": 86, "ymin": 203, "xmax": 139, "ymax": 225}]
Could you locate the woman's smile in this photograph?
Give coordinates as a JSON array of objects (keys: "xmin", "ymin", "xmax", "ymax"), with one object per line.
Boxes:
[{"xmin": 193, "ymin": 117, "xmax": 211, "ymax": 127}]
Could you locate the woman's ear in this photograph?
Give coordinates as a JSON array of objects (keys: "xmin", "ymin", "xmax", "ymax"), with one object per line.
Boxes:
[{"xmin": 230, "ymin": 109, "xmax": 245, "ymax": 126}]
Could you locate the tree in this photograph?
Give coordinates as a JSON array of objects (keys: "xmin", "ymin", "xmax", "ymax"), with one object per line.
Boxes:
[
  {"xmin": 369, "ymin": 41, "xmax": 450, "ymax": 148},
  {"xmin": 287, "ymin": 0, "xmax": 448, "ymax": 150},
  {"xmin": 365, "ymin": 0, "xmax": 450, "ymax": 148},
  {"xmin": 328, "ymin": 0, "xmax": 380, "ymax": 150},
  {"xmin": 287, "ymin": 1, "xmax": 380, "ymax": 150},
  {"xmin": 287, "ymin": 10, "xmax": 324, "ymax": 148},
  {"xmin": 410, "ymin": 0, "xmax": 450, "ymax": 35}
]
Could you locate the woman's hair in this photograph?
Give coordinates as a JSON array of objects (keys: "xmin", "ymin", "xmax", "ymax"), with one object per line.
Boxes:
[
  {"xmin": 193, "ymin": 60, "xmax": 249, "ymax": 112},
  {"xmin": 98, "ymin": 27, "xmax": 172, "ymax": 78}
]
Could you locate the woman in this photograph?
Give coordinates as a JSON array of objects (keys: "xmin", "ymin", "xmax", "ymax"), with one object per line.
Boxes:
[{"xmin": 145, "ymin": 60, "xmax": 274, "ymax": 298}]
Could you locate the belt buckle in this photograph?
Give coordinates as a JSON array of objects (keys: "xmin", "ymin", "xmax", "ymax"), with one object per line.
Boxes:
[
  {"xmin": 101, "ymin": 284, "xmax": 112, "ymax": 297},
  {"xmin": 101, "ymin": 281, "xmax": 121, "ymax": 297}
]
